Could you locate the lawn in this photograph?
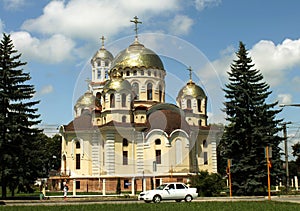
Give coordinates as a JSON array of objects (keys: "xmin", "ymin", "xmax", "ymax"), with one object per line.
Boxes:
[{"xmin": 0, "ymin": 201, "xmax": 299, "ymax": 211}]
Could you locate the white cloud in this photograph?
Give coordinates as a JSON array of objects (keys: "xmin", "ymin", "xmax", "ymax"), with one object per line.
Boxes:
[
  {"xmin": 195, "ymin": 0, "xmax": 221, "ymax": 11},
  {"xmin": 21, "ymin": 0, "xmax": 181, "ymax": 41},
  {"xmin": 277, "ymin": 94, "xmax": 293, "ymax": 105},
  {"xmin": 2, "ymin": 0, "xmax": 25, "ymax": 10},
  {"xmin": 169, "ymin": 15, "xmax": 194, "ymax": 35},
  {"xmin": 10, "ymin": 31, "xmax": 75, "ymax": 63},
  {"xmin": 40, "ymin": 85, "xmax": 54, "ymax": 95},
  {"xmin": 250, "ymin": 39, "xmax": 300, "ymax": 86}
]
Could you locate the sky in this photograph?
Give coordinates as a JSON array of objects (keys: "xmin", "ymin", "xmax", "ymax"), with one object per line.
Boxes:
[{"xmin": 1, "ymin": 0, "xmax": 300, "ymax": 158}]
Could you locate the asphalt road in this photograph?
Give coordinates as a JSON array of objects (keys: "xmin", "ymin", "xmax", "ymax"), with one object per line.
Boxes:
[{"xmin": 1, "ymin": 195, "xmax": 300, "ymax": 206}]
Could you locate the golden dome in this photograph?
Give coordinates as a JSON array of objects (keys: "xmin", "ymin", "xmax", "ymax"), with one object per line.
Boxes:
[
  {"xmin": 91, "ymin": 47, "xmax": 113, "ymax": 63},
  {"xmin": 110, "ymin": 40, "xmax": 164, "ymax": 71},
  {"xmin": 75, "ymin": 91, "xmax": 96, "ymax": 108},
  {"xmin": 177, "ymin": 80, "xmax": 206, "ymax": 100},
  {"xmin": 103, "ymin": 73, "xmax": 132, "ymax": 93}
]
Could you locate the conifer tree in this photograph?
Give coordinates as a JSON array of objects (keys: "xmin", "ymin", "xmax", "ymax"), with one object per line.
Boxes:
[
  {"xmin": 220, "ymin": 42, "xmax": 283, "ymax": 195},
  {"xmin": 0, "ymin": 33, "xmax": 41, "ymax": 198}
]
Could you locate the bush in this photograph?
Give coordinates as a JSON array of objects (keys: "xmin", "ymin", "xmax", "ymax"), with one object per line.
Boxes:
[{"xmin": 190, "ymin": 171, "xmax": 226, "ymax": 197}]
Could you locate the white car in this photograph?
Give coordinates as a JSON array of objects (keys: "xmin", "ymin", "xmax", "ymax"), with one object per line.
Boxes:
[{"xmin": 138, "ymin": 182, "xmax": 198, "ymax": 203}]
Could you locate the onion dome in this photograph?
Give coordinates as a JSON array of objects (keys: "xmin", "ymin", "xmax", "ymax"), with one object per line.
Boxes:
[
  {"xmin": 177, "ymin": 80, "xmax": 206, "ymax": 100},
  {"xmin": 145, "ymin": 103, "xmax": 190, "ymax": 135},
  {"xmin": 103, "ymin": 72, "xmax": 132, "ymax": 93},
  {"xmin": 91, "ymin": 46, "xmax": 113, "ymax": 63},
  {"xmin": 110, "ymin": 40, "xmax": 164, "ymax": 72},
  {"xmin": 75, "ymin": 91, "xmax": 96, "ymax": 109},
  {"xmin": 91, "ymin": 36, "xmax": 113, "ymax": 63}
]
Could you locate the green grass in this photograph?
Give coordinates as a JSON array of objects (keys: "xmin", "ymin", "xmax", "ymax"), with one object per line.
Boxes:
[{"xmin": 0, "ymin": 201, "xmax": 299, "ymax": 211}]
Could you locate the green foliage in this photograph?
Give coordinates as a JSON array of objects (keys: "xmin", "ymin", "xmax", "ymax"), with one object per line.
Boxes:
[
  {"xmin": 189, "ymin": 171, "xmax": 226, "ymax": 197},
  {"xmin": 219, "ymin": 42, "xmax": 283, "ymax": 196},
  {"xmin": 0, "ymin": 33, "xmax": 41, "ymax": 198}
]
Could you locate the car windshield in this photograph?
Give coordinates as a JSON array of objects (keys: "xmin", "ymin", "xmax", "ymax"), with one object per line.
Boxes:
[{"xmin": 155, "ymin": 184, "xmax": 167, "ymax": 190}]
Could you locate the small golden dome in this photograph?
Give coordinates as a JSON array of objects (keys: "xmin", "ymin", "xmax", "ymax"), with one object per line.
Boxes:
[
  {"xmin": 110, "ymin": 40, "xmax": 164, "ymax": 71},
  {"xmin": 177, "ymin": 80, "xmax": 206, "ymax": 100},
  {"xmin": 75, "ymin": 91, "xmax": 96, "ymax": 108},
  {"xmin": 103, "ymin": 73, "xmax": 132, "ymax": 93},
  {"xmin": 91, "ymin": 47, "xmax": 113, "ymax": 63}
]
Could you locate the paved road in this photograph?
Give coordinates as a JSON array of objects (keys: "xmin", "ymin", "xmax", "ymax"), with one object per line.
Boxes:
[{"xmin": 1, "ymin": 195, "xmax": 300, "ymax": 206}]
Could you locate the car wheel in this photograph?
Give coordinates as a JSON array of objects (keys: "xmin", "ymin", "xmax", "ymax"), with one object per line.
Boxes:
[
  {"xmin": 184, "ymin": 195, "xmax": 193, "ymax": 202},
  {"xmin": 144, "ymin": 200, "xmax": 151, "ymax": 203},
  {"xmin": 153, "ymin": 195, "xmax": 161, "ymax": 203},
  {"xmin": 175, "ymin": 199, "xmax": 182, "ymax": 202}
]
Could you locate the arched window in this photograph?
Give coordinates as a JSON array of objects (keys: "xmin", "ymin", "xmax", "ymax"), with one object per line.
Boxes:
[
  {"xmin": 159, "ymin": 85, "xmax": 162, "ymax": 102},
  {"xmin": 123, "ymin": 138, "xmax": 128, "ymax": 147},
  {"xmin": 140, "ymin": 70, "xmax": 144, "ymax": 75},
  {"xmin": 187, "ymin": 99, "xmax": 191, "ymax": 109},
  {"xmin": 110, "ymin": 93, "xmax": 115, "ymax": 108},
  {"xmin": 122, "ymin": 93, "xmax": 126, "ymax": 107},
  {"xmin": 133, "ymin": 70, "xmax": 137, "ymax": 75},
  {"xmin": 175, "ymin": 140, "xmax": 182, "ymax": 165},
  {"xmin": 155, "ymin": 139, "xmax": 161, "ymax": 145},
  {"xmin": 197, "ymin": 99, "xmax": 201, "ymax": 112},
  {"xmin": 154, "ymin": 71, "xmax": 157, "ymax": 77},
  {"xmin": 148, "ymin": 70, "xmax": 151, "ymax": 76},
  {"xmin": 76, "ymin": 141, "xmax": 80, "ymax": 149},
  {"xmin": 147, "ymin": 83, "xmax": 153, "ymax": 100},
  {"xmin": 126, "ymin": 71, "xmax": 130, "ymax": 76},
  {"xmin": 122, "ymin": 116, "xmax": 126, "ymax": 122},
  {"xmin": 132, "ymin": 82, "xmax": 139, "ymax": 100},
  {"xmin": 203, "ymin": 140, "xmax": 207, "ymax": 148}
]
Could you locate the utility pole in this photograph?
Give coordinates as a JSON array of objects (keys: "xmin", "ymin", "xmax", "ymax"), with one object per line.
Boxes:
[{"xmin": 282, "ymin": 122, "xmax": 291, "ymax": 192}]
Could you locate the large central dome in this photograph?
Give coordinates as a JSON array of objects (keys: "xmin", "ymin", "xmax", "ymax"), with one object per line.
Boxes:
[{"xmin": 110, "ymin": 40, "xmax": 164, "ymax": 71}]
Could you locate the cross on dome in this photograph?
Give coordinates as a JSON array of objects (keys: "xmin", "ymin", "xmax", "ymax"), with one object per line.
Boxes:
[
  {"xmin": 130, "ymin": 16, "xmax": 142, "ymax": 41},
  {"xmin": 100, "ymin": 36, "xmax": 105, "ymax": 49},
  {"xmin": 187, "ymin": 66, "xmax": 193, "ymax": 82}
]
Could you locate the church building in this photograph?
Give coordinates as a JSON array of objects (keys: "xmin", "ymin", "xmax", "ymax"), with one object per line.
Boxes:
[{"xmin": 52, "ymin": 17, "xmax": 220, "ymax": 194}]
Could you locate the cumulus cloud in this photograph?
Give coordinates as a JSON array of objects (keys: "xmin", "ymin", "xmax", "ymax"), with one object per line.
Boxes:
[
  {"xmin": 250, "ymin": 39, "xmax": 300, "ymax": 86},
  {"xmin": 169, "ymin": 15, "xmax": 194, "ymax": 35},
  {"xmin": 2, "ymin": 0, "xmax": 25, "ymax": 10},
  {"xmin": 40, "ymin": 85, "xmax": 54, "ymax": 95},
  {"xmin": 21, "ymin": 0, "xmax": 181, "ymax": 41},
  {"xmin": 10, "ymin": 31, "xmax": 75, "ymax": 63},
  {"xmin": 277, "ymin": 94, "xmax": 293, "ymax": 105},
  {"xmin": 195, "ymin": 0, "xmax": 221, "ymax": 11},
  {"xmin": 34, "ymin": 84, "xmax": 54, "ymax": 98}
]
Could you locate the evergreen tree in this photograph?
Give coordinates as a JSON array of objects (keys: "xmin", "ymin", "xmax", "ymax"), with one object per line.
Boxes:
[
  {"xmin": 0, "ymin": 33, "xmax": 41, "ymax": 198},
  {"xmin": 220, "ymin": 42, "xmax": 283, "ymax": 195}
]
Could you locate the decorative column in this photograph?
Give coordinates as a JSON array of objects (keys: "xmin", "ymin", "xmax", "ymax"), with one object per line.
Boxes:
[
  {"xmin": 102, "ymin": 179, "xmax": 106, "ymax": 195},
  {"xmin": 73, "ymin": 179, "xmax": 76, "ymax": 196},
  {"xmin": 131, "ymin": 177, "xmax": 135, "ymax": 195}
]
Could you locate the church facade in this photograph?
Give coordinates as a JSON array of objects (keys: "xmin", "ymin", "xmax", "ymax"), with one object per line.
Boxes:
[{"xmin": 52, "ymin": 18, "xmax": 221, "ymax": 194}]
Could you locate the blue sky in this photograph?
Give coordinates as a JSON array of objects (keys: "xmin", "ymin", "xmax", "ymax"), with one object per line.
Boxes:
[{"xmin": 1, "ymin": 0, "xmax": 300, "ymax": 156}]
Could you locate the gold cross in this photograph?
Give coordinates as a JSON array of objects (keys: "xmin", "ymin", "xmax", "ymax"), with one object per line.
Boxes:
[
  {"xmin": 100, "ymin": 36, "xmax": 105, "ymax": 49},
  {"xmin": 187, "ymin": 66, "xmax": 193, "ymax": 81},
  {"xmin": 130, "ymin": 16, "xmax": 142, "ymax": 39}
]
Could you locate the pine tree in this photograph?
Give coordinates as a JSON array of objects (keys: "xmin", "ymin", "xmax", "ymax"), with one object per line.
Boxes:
[
  {"xmin": 0, "ymin": 33, "xmax": 41, "ymax": 198},
  {"xmin": 220, "ymin": 42, "xmax": 283, "ymax": 195}
]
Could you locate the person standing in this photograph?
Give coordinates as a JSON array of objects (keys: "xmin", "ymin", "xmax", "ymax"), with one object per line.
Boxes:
[{"xmin": 63, "ymin": 183, "xmax": 68, "ymax": 200}]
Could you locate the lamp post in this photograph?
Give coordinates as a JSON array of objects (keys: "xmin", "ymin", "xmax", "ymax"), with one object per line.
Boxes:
[{"xmin": 279, "ymin": 103, "xmax": 300, "ymax": 192}]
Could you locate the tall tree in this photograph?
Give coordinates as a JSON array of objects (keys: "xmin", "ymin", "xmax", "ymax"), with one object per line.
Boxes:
[
  {"xmin": 220, "ymin": 42, "xmax": 283, "ymax": 195},
  {"xmin": 0, "ymin": 33, "xmax": 41, "ymax": 198}
]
